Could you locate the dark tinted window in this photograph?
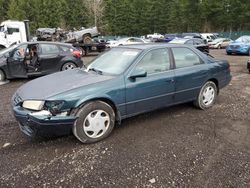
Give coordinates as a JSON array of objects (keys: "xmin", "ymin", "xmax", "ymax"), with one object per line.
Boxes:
[
  {"xmin": 7, "ymin": 27, "xmax": 19, "ymax": 34},
  {"xmin": 40, "ymin": 44, "xmax": 59, "ymax": 54},
  {"xmin": 136, "ymin": 48, "xmax": 170, "ymax": 74},
  {"xmin": 172, "ymin": 48, "xmax": 202, "ymax": 68}
]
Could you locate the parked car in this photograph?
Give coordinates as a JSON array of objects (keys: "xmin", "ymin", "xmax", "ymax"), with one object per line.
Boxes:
[
  {"xmin": 169, "ymin": 38, "xmax": 209, "ymax": 53},
  {"xmin": 181, "ymin": 33, "xmax": 203, "ymax": 39},
  {"xmin": 201, "ymin": 33, "xmax": 217, "ymax": 42},
  {"xmin": 226, "ymin": 35, "xmax": 250, "ymax": 55},
  {"xmin": 12, "ymin": 44, "xmax": 231, "ymax": 143},
  {"xmin": 208, "ymin": 38, "xmax": 233, "ymax": 49},
  {"xmin": 107, "ymin": 37, "xmax": 147, "ymax": 48},
  {"xmin": 0, "ymin": 42, "xmax": 83, "ymax": 81},
  {"xmin": 146, "ymin": 33, "xmax": 164, "ymax": 39},
  {"xmin": 155, "ymin": 34, "xmax": 177, "ymax": 43}
]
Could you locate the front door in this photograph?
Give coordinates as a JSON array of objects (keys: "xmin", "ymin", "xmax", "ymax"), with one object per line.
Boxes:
[
  {"xmin": 7, "ymin": 44, "xmax": 27, "ymax": 78},
  {"xmin": 125, "ymin": 48, "xmax": 175, "ymax": 117}
]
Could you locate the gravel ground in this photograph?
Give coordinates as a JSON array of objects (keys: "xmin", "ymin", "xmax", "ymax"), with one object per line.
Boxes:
[{"xmin": 0, "ymin": 49, "xmax": 249, "ymax": 187}]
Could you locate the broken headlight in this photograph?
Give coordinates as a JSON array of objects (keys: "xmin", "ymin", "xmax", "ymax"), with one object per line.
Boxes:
[{"xmin": 44, "ymin": 100, "xmax": 65, "ymax": 115}]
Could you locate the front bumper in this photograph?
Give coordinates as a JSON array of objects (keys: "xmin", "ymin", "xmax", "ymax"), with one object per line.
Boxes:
[
  {"xmin": 13, "ymin": 106, "xmax": 77, "ymax": 137},
  {"xmin": 226, "ymin": 47, "xmax": 249, "ymax": 55}
]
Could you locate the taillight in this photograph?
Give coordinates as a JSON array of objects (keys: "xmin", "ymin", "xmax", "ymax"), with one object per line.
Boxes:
[{"xmin": 72, "ymin": 50, "xmax": 81, "ymax": 58}]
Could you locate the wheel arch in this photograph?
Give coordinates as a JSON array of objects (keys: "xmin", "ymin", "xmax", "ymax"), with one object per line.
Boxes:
[
  {"xmin": 0, "ymin": 45, "xmax": 6, "ymax": 50},
  {"xmin": 207, "ymin": 78, "xmax": 219, "ymax": 94},
  {"xmin": 83, "ymin": 33, "xmax": 91, "ymax": 37}
]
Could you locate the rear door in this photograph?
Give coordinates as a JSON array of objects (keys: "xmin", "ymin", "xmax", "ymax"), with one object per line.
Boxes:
[
  {"xmin": 38, "ymin": 43, "xmax": 63, "ymax": 73},
  {"xmin": 7, "ymin": 44, "xmax": 28, "ymax": 78},
  {"xmin": 171, "ymin": 47, "xmax": 209, "ymax": 103},
  {"xmin": 125, "ymin": 48, "xmax": 175, "ymax": 116}
]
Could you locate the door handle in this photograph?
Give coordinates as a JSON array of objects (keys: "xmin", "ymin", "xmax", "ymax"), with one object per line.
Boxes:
[{"xmin": 165, "ymin": 79, "xmax": 174, "ymax": 83}]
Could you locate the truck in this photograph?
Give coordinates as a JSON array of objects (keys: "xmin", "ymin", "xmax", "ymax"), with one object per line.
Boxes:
[
  {"xmin": 0, "ymin": 20, "xmax": 30, "ymax": 50},
  {"xmin": 36, "ymin": 26, "xmax": 106, "ymax": 56}
]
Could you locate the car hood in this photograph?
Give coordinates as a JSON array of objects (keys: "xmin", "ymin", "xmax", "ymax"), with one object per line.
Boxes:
[
  {"xmin": 229, "ymin": 41, "xmax": 250, "ymax": 46},
  {"xmin": 16, "ymin": 69, "xmax": 114, "ymax": 100}
]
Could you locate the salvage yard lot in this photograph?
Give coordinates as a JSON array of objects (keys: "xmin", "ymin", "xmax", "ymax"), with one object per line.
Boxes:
[{"xmin": 0, "ymin": 50, "xmax": 250, "ymax": 187}]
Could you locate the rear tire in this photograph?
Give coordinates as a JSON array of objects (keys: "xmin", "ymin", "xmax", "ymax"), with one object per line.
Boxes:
[
  {"xmin": 61, "ymin": 62, "xmax": 77, "ymax": 71},
  {"xmin": 73, "ymin": 101, "xmax": 115, "ymax": 143},
  {"xmin": 194, "ymin": 81, "xmax": 217, "ymax": 110},
  {"xmin": 0, "ymin": 69, "xmax": 6, "ymax": 81},
  {"xmin": 227, "ymin": 52, "xmax": 232, "ymax": 55}
]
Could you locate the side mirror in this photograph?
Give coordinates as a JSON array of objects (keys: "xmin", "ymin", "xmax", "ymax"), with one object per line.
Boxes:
[{"xmin": 129, "ymin": 68, "xmax": 147, "ymax": 80}]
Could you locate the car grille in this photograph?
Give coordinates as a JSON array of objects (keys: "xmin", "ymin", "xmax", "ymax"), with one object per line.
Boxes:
[
  {"xmin": 13, "ymin": 93, "xmax": 22, "ymax": 106},
  {"xmin": 230, "ymin": 45, "xmax": 240, "ymax": 49}
]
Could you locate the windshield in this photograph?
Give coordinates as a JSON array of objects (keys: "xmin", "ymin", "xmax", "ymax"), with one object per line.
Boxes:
[
  {"xmin": 88, "ymin": 48, "xmax": 141, "ymax": 75},
  {"xmin": 235, "ymin": 36, "xmax": 250, "ymax": 43},
  {"xmin": 0, "ymin": 44, "xmax": 18, "ymax": 55}
]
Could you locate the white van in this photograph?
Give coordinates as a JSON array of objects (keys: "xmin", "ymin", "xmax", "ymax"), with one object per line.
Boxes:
[{"xmin": 201, "ymin": 33, "xmax": 217, "ymax": 42}]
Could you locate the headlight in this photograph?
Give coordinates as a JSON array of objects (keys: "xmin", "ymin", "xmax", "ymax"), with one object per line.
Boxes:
[
  {"xmin": 22, "ymin": 100, "xmax": 45, "ymax": 111},
  {"xmin": 44, "ymin": 100, "xmax": 65, "ymax": 115}
]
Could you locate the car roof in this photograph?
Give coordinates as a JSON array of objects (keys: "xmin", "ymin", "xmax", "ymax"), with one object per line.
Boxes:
[
  {"xmin": 115, "ymin": 43, "xmax": 195, "ymax": 50},
  {"xmin": 20, "ymin": 41, "xmax": 73, "ymax": 47}
]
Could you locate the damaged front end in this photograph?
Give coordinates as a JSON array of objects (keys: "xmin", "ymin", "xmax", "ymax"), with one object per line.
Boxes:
[{"xmin": 12, "ymin": 95, "xmax": 77, "ymax": 137}]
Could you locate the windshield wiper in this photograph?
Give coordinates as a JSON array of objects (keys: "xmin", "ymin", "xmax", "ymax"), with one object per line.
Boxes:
[{"xmin": 88, "ymin": 68, "xmax": 103, "ymax": 75}]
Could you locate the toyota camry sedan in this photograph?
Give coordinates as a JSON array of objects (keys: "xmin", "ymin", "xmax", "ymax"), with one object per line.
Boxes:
[{"xmin": 12, "ymin": 44, "xmax": 231, "ymax": 143}]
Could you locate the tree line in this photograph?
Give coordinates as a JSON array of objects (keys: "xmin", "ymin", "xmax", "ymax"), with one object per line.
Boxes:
[{"xmin": 0, "ymin": 0, "xmax": 250, "ymax": 35}]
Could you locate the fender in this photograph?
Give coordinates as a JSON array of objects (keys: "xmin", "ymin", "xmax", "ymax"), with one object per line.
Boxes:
[{"xmin": 74, "ymin": 94, "xmax": 123, "ymax": 123}]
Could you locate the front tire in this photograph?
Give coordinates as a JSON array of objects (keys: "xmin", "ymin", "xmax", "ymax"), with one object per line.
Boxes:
[
  {"xmin": 0, "ymin": 69, "xmax": 6, "ymax": 81},
  {"xmin": 194, "ymin": 81, "xmax": 217, "ymax": 110},
  {"xmin": 73, "ymin": 101, "xmax": 115, "ymax": 143}
]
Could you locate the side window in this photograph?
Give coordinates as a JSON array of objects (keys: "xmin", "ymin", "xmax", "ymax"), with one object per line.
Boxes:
[
  {"xmin": 134, "ymin": 38, "xmax": 143, "ymax": 42},
  {"xmin": 7, "ymin": 27, "xmax": 19, "ymax": 35},
  {"xmin": 60, "ymin": 46, "xmax": 72, "ymax": 52},
  {"xmin": 11, "ymin": 44, "xmax": 27, "ymax": 59},
  {"xmin": 172, "ymin": 48, "xmax": 202, "ymax": 69},
  {"xmin": 194, "ymin": 39, "xmax": 203, "ymax": 45},
  {"xmin": 135, "ymin": 48, "xmax": 170, "ymax": 75},
  {"xmin": 186, "ymin": 40, "xmax": 194, "ymax": 45},
  {"xmin": 40, "ymin": 44, "xmax": 59, "ymax": 54}
]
